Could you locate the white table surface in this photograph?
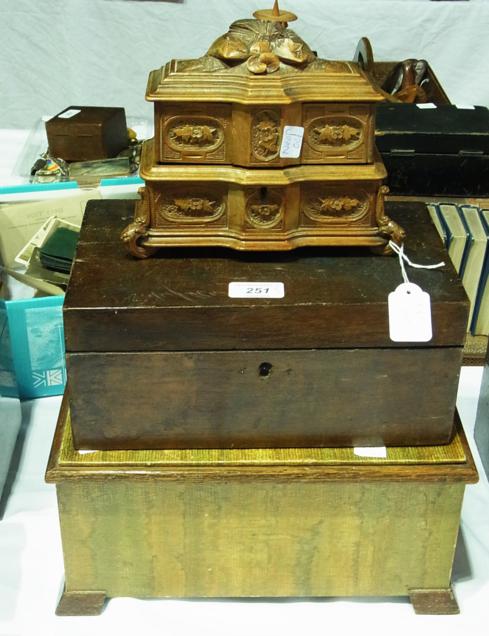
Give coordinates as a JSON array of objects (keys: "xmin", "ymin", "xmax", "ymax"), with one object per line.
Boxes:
[{"xmin": 0, "ymin": 367, "xmax": 487, "ymax": 636}]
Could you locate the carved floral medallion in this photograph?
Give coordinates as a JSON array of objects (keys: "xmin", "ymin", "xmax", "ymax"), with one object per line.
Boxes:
[
  {"xmin": 166, "ymin": 117, "xmax": 224, "ymax": 153},
  {"xmin": 156, "ymin": 191, "xmax": 225, "ymax": 224},
  {"xmin": 246, "ymin": 190, "xmax": 283, "ymax": 228},
  {"xmin": 303, "ymin": 190, "xmax": 369, "ymax": 223},
  {"xmin": 251, "ymin": 110, "xmax": 280, "ymax": 162},
  {"xmin": 307, "ymin": 117, "xmax": 363, "ymax": 151}
]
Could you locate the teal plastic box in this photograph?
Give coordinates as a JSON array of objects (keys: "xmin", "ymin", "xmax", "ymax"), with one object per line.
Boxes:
[
  {"xmin": 0, "ymin": 295, "xmax": 66, "ymax": 399},
  {"xmin": 0, "ymin": 302, "xmax": 18, "ymax": 398}
]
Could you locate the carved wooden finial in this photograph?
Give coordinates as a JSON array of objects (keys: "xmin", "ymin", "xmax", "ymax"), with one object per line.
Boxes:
[{"xmin": 253, "ymin": 1, "xmax": 297, "ymax": 23}]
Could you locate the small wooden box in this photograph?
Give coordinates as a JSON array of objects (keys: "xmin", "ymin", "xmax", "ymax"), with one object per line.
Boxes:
[
  {"xmin": 64, "ymin": 199, "xmax": 468, "ymax": 450},
  {"xmin": 45, "ymin": 106, "xmax": 128, "ymax": 161},
  {"xmin": 46, "ymin": 398, "xmax": 478, "ymax": 616}
]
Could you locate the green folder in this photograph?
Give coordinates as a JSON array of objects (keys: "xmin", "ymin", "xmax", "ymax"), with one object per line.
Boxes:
[{"xmin": 40, "ymin": 227, "xmax": 79, "ymax": 273}]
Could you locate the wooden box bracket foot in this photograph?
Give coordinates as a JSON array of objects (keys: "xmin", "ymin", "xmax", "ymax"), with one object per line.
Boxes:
[
  {"xmin": 409, "ymin": 587, "xmax": 459, "ymax": 615},
  {"xmin": 56, "ymin": 588, "xmax": 108, "ymax": 616}
]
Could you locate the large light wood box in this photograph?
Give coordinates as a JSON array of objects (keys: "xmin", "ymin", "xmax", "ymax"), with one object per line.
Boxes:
[
  {"xmin": 46, "ymin": 398, "xmax": 478, "ymax": 616},
  {"xmin": 64, "ymin": 199, "xmax": 468, "ymax": 450}
]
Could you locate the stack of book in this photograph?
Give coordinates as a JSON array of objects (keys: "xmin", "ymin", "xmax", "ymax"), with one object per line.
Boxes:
[{"xmin": 428, "ymin": 203, "xmax": 489, "ymax": 336}]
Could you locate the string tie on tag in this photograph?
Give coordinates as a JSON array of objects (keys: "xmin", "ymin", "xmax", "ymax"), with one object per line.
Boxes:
[{"xmin": 388, "ymin": 241, "xmax": 445, "ymax": 284}]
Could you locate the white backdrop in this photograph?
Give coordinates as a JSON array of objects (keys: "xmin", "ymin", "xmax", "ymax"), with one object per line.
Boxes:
[{"xmin": 2, "ymin": 0, "xmax": 489, "ymax": 129}]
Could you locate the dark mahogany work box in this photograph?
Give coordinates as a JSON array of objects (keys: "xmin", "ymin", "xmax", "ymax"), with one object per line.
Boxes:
[{"xmin": 63, "ymin": 199, "xmax": 468, "ymax": 451}]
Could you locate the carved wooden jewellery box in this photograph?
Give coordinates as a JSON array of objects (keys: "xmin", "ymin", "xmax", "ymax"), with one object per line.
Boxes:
[{"xmin": 122, "ymin": 5, "xmax": 404, "ymax": 256}]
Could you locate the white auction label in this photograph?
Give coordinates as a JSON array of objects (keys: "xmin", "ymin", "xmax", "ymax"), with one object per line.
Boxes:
[
  {"xmin": 58, "ymin": 108, "xmax": 81, "ymax": 119},
  {"xmin": 228, "ymin": 282, "xmax": 284, "ymax": 299},
  {"xmin": 388, "ymin": 282, "xmax": 433, "ymax": 342},
  {"xmin": 280, "ymin": 126, "xmax": 304, "ymax": 158},
  {"xmin": 354, "ymin": 446, "xmax": 387, "ymax": 459}
]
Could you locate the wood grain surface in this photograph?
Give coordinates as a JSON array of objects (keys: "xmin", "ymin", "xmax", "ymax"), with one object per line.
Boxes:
[
  {"xmin": 48, "ymin": 401, "xmax": 476, "ymax": 612},
  {"xmin": 67, "ymin": 347, "xmax": 462, "ymax": 450},
  {"xmin": 64, "ymin": 200, "xmax": 468, "ymax": 352},
  {"xmin": 56, "ymin": 478, "xmax": 464, "ymax": 600},
  {"xmin": 46, "ymin": 397, "xmax": 478, "ymax": 483}
]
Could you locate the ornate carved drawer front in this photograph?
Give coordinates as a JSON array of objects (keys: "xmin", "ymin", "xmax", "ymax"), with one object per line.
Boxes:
[
  {"xmin": 150, "ymin": 184, "xmax": 229, "ymax": 229},
  {"xmin": 300, "ymin": 183, "xmax": 374, "ymax": 228},
  {"xmin": 148, "ymin": 183, "xmax": 287, "ymax": 233},
  {"xmin": 302, "ymin": 104, "xmax": 374, "ymax": 164},
  {"xmin": 155, "ymin": 103, "xmax": 375, "ymax": 167},
  {"xmin": 157, "ymin": 104, "xmax": 232, "ymax": 164},
  {"xmin": 147, "ymin": 181, "xmax": 377, "ymax": 237},
  {"xmin": 122, "ymin": 140, "xmax": 400, "ymax": 254}
]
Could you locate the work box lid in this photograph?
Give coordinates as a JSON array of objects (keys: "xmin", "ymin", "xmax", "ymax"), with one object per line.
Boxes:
[
  {"xmin": 146, "ymin": 7, "xmax": 383, "ymax": 106},
  {"xmin": 63, "ymin": 199, "xmax": 468, "ymax": 353},
  {"xmin": 376, "ymin": 104, "xmax": 489, "ymax": 156},
  {"xmin": 45, "ymin": 106, "xmax": 126, "ymax": 135}
]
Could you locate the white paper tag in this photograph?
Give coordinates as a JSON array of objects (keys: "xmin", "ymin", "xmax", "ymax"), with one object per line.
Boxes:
[
  {"xmin": 388, "ymin": 283, "xmax": 433, "ymax": 342},
  {"xmin": 354, "ymin": 446, "xmax": 387, "ymax": 459},
  {"xmin": 416, "ymin": 103, "xmax": 437, "ymax": 109},
  {"xmin": 228, "ymin": 282, "xmax": 284, "ymax": 299},
  {"xmin": 58, "ymin": 108, "xmax": 81, "ymax": 119},
  {"xmin": 455, "ymin": 104, "xmax": 475, "ymax": 110},
  {"xmin": 280, "ymin": 126, "xmax": 304, "ymax": 158}
]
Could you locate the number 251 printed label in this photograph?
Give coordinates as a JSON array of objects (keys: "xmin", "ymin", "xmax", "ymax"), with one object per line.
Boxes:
[{"xmin": 228, "ymin": 282, "xmax": 285, "ymax": 299}]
